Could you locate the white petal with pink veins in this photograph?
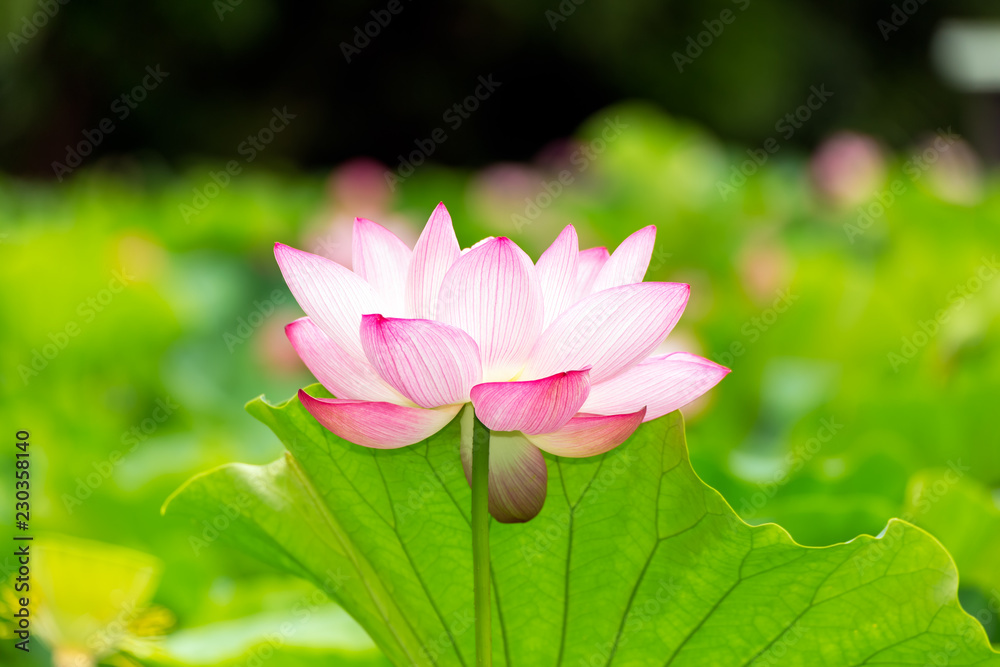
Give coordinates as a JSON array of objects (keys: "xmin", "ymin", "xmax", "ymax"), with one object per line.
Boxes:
[
  {"xmin": 535, "ymin": 225, "xmax": 579, "ymax": 326},
  {"xmin": 286, "ymin": 317, "xmax": 408, "ymax": 404},
  {"xmin": 360, "ymin": 314, "xmax": 482, "ymax": 408},
  {"xmin": 405, "ymin": 202, "xmax": 461, "ymax": 319},
  {"xmin": 274, "ymin": 243, "xmax": 381, "ymax": 361},
  {"xmin": 469, "ymin": 369, "xmax": 590, "ymax": 435},
  {"xmin": 583, "ymin": 352, "xmax": 730, "ymax": 420},
  {"xmin": 573, "ymin": 246, "xmax": 610, "ymax": 301},
  {"xmin": 297, "ymin": 390, "xmax": 459, "ymax": 449},
  {"xmin": 527, "ymin": 409, "xmax": 646, "ymax": 458},
  {"xmin": 352, "ymin": 217, "xmax": 412, "ymax": 316},
  {"xmin": 591, "ymin": 225, "xmax": 656, "ymax": 293},
  {"xmin": 437, "ymin": 237, "xmax": 544, "ymax": 381},
  {"xmin": 522, "ymin": 282, "xmax": 690, "ymax": 384}
]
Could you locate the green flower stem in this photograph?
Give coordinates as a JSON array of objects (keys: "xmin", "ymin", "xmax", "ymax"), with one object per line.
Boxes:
[{"xmin": 470, "ymin": 411, "xmax": 492, "ymax": 667}]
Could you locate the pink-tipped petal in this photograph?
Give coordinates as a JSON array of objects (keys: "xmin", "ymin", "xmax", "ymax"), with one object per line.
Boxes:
[
  {"xmin": 437, "ymin": 237, "xmax": 544, "ymax": 381},
  {"xmin": 406, "ymin": 202, "xmax": 462, "ymax": 319},
  {"xmin": 274, "ymin": 243, "xmax": 380, "ymax": 360},
  {"xmin": 573, "ymin": 246, "xmax": 610, "ymax": 301},
  {"xmin": 460, "ymin": 412, "xmax": 547, "ymax": 523},
  {"xmin": 523, "ymin": 282, "xmax": 690, "ymax": 384},
  {"xmin": 360, "ymin": 314, "xmax": 482, "ymax": 408},
  {"xmin": 583, "ymin": 352, "xmax": 730, "ymax": 420},
  {"xmin": 298, "ymin": 390, "xmax": 459, "ymax": 449},
  {"xmin": 591, "ymin": 225, "xmax": 656, "ymax": 293},
  {"xmin": 527, "ymin": 408, "xmax": 646, "ymax": 458},
  {"xmin": 469, "ymin": 369, "xmax": 590, "ymax": 435},
  {"xmin": 536, "ymin": 225, "xmax": 579, "ymax": 326},
  {"xmin": 286, "ymin": 318, "xmax": 407, "ymax": 404},
  {"xmin": 353, "ymin": 218, "xmax": 412, "ymax": 316}
]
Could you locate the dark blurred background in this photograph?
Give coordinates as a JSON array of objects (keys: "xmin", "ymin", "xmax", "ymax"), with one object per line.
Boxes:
[{"xmin": 3, "ymin": 0, "xmax": 1000, "ymax": 176}]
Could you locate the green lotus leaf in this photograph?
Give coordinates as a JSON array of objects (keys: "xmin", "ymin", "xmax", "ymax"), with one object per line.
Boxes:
[{"xmin": 164, "ymin": 387, "xmax": 1000, "ymax": 666}]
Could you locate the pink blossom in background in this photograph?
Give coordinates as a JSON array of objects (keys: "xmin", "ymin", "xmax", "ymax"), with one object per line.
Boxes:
[
  {"xmin": 737, "ymin": 229, "xmax": 794, "ymax": 305},
  {"xmin": 810, "ymin": 132, "xmax": 887, "ymax": 209},
  {"xmin": 300, "ymin": 157, "xmax": 417, "ymax": 268},
  {"xmin": 466, "ymin": 163, "xmax": 546, "ymax": 229},
  {"xmin": 920, "ymin": 135, "xmax": 983, "ymax": 205}
]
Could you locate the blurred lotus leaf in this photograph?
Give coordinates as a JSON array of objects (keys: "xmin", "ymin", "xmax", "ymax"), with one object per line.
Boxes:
[
  {"xmin": 2, "ymin": 535, "xmax": 170, "ymax": 667},
  {"xmin": 165, "ymin": 389, "xmax": 1000, "ymax": 666}
]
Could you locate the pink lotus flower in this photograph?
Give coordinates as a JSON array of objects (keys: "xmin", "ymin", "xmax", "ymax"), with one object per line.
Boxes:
[{"xmin": 276, "ymin": 203, "xmax": 729, "ymax": 522}]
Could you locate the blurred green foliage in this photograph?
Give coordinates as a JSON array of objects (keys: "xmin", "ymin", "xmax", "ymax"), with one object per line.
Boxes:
[{"xmin": 1, "ymin": 102, "xmax": 998, "ymax": 664}]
